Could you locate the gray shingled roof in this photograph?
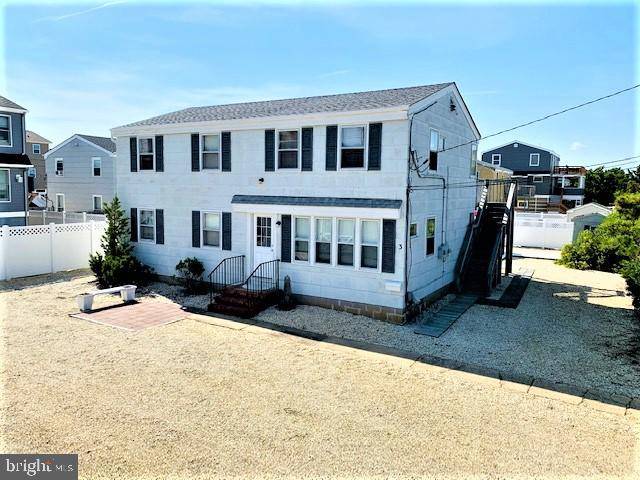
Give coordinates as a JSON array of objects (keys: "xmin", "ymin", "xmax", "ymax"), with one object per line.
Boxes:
[
  {"xmin": 77, "ymin": 134, "xmax": 116, "ymax": 153},
  {"xmin": 0, "ymin": 94, "xmax": 26, "ymax": 111},
  {"xmin": 231, "ymin": 195, "xmax": 402, "ymax": 209},
  {"xmin": 121, "ymin": 83, "xmax": 452, "ymax": 128}
]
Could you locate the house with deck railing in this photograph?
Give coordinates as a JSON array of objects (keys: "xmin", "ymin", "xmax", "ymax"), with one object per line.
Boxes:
[{"xmin": 112, "ymin": 83, "xmax": 515, "ymax": 322}]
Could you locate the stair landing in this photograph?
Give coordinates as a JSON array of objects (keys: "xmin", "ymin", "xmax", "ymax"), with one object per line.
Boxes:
[{"xmin": 414, "ymin": 294, "xmax": 478, "ymax": 337}]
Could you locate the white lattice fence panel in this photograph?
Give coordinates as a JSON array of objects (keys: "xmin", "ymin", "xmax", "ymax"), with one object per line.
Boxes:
[{"xmin": 0, "ymin": 221, "xmax": 107, "ymax": 280}]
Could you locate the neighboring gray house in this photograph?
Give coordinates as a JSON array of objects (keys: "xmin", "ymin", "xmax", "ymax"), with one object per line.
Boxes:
[
  {"xmin": 0, "ymin": 94, "xmax": 31, "ymax": 226},
  {"xmin": 44, "ymin": 134, "xmax": 116, "ymax": 213},
  {"xmin": 25, "ymin": 130, "xmax": 51, "ymax": 193},
  {"xmin": 481, "ymin": 140, "xmax": 586, "ymax": 210},
  {"xmin": 566, "ymin": 202, "xmax": 612, "ymax": 241}
]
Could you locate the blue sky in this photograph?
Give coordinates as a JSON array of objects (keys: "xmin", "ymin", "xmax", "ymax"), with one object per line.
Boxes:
[{"xmin": 2, "ymin": 0, "xmax": 638, "ymax": 167}]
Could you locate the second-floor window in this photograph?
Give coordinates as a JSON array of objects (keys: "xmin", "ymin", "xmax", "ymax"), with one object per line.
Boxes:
[
  {"xmin": 278, "ymin": 130, "xmax": 299, "ymax": 169},
  {"xmin": 426, "ymin": 218, "xmax": 436, "ymax": 256},
  {"xmin": 32, "ymin": 143, "xmax": 41, "ymax": 154},
  {"xmin": 55, "ymin": 158, "xmax": 64, "ymax": 176},
  {"xmin": 340, "ymin": 126, "xmax": 366, "ymax": 168},
  {"xmin": 530, "ymin": 153, "xmax": 540, "ymax": 166},
  {"xmin": 429, "ymin": 129, "xmax": 439, "ymax": 171},
  {"xmin": 0, "ymin": 169, "xmax": 10, "ymax": 201},
  {"xmin": 201, "ymin": 134, "xmax": 220, "ymax": 170},
  {"xmin": 491, "ymin": 154, "xmax": 501, "ymax": 166},
  {"xmin": 138, "ymin": 138, "xmax": 155, "ymax": 170},
  {"xmin": 92, "ymin": 157, "xmax": 102, "ymax": 177},
  {"xmin": 0, "ymin": 115, "xmax": 10, "ymax": 147}
]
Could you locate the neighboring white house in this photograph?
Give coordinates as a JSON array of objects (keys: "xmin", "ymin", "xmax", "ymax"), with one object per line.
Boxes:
[
  {"xmin": 44, "ymin": 134, "xmax": 116, "ymax": 213},
  {"xmin": 111, "ymin": 83, "xmax": 481, "ymax": 323}
]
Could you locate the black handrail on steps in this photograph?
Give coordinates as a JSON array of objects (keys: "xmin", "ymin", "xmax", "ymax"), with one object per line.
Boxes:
[{"xmin": 208, "ymin": 255, "xmax": 245, "ymax": 303}]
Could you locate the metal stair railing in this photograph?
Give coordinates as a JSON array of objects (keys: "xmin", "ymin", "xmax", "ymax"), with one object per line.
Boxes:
[{"xmin": 208, "ymin": 255, "xmax": 245, "ymax": 303}]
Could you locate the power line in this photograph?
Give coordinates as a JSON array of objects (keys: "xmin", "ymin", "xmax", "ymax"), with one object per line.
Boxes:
[
  {"xmin": 586, "ymin": 154, "xmax": 640, "ymax": 168},
  {"xmin": 417, "ymin": 83, "xmax": 640, "ymax": 169}
]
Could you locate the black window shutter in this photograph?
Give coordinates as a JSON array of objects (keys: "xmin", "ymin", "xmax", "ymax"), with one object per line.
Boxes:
[
  {"xmin": 130, "ymin": 208, "xmax": 138, "ymax": 242},
  {"xmin": 301, "ymin": 127, "xmax": 313, "ymax": 171},
  {"xmin": 155, "ymin": 135, "xmax": 164, "ymax": 172},
  {"xmin": 129, "ymin": 137, "xmax": 137, "ymax": 172},
  {"xmin": 281, "ymin": 215, "xmax": 291, "ymax": 263},
  {"xmin": 265, "ymin": 130, "xmax": 275, "ymax": 172},
  {"xmin": 325, "ymin": 125, "xmax": 337, "ymax": 171},
  {"xmin": 192, "ymin": 210, "xmax": 200, "ymax": 247},
  {"xmin": 221, "ymin": 131, "xmax": 231, "ymax": 172},
  {"xmin": 155, "ymin": 209, "xmax": 164, "ymax": 244},
  {"xmin": 191, "ymin": 134, "xmax": 200, "ymax": 172},
  {"xmin": 382, "ymin": 219, "xmax": 396, "ymax": 273},
  {"xmin": 368, "ymin": 123, "xmax": 382, "ymax": 171},
  {"xmin": 222, "ymin": 212, "xmax": 232, "ymax": 251}
]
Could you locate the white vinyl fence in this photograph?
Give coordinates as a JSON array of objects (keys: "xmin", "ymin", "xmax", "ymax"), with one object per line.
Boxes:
[
  {"xmin": 0, "ymin": 221, "xmax": 106, "ymax": 280},
  {"xmin": 27, "ymin": 210, "xmax": 106, "ymax": 225},
  {"xmin": 513, "ymin": 212, "xmax": 574, "ymax": 250}
]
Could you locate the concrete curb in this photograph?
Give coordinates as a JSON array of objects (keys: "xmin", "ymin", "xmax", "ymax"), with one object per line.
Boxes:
[{"xmin": 184, "ymin": 307, "xmax": 638, "ymax": 417}]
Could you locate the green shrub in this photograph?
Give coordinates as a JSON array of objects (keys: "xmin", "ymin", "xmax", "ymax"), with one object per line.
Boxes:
[
  {"xmin": 175, "ymin": 257, "xmax": 205, "ymax": 293},
  {"xmin": 614, "ymin": 192, "xmax": 640, "ymax": 220},
  {"xmin": 621, "ymin": 258, "xmax": 640, "ymax": 317},
  {"xmin": 558, "ymin": 212, "xmax": 640, "ymax": 272},
  {"xmin": 89, "ymin": 197, "xmax": 153, "ymax": 288}
]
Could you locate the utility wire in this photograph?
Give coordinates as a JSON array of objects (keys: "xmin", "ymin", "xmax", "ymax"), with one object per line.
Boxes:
[
  {"xmin": 585, "ymin": 154, "xmax": 640, "ymax": 168},
  {"xmin": 417, "ymin": 83, "xmax": 640, "ymax": 169}
]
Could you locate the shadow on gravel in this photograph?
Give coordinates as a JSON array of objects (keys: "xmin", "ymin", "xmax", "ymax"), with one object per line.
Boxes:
[{"xmin": 0, "ymin": 269, "xmax": 95, "ymax": 292}]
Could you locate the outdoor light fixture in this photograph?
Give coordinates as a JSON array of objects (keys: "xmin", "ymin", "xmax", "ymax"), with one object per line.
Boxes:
[{"xmin": 258, "ymin": 177, "xmax": 264, "ymax": 183}]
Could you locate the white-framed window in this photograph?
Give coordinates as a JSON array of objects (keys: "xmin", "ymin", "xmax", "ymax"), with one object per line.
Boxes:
[
  {"xmin": 139, "ymin": 209, "xmax": 155, "ymax": 242},
  {"xmin": 428, "ymin": 129, "xmax": 439, "ymax": 171},
  {"xmin": 529, "ymin": 153, "xmax": 540, "ymax": 166},
  {"xmin": 201, "ymin": 134, "xmax": 220, "ymax": 170},
  {"xmin": 138, "ymin": 137, "xmax": 155, "ymax": 170},
  {"xmin": 56, "ymin": 193, "xmax": 65, "ymax": 212},
  {"xmin": 426, "ymin": 218, "xmax": 436, "ymax": 256},
  {"xmin": 360, "ymin": 219, "xmax": 380, "ymax": 269},
  {"xmin": 32, "ymin": 143, "xmax": 41, "ymax": 154},
  {"xmin": 470, "ymin": 143, "xmax": 478, "ymax": 176},
  {"xmin": 337, "ymin": 218, "xmax": 355, "ymax": 266},
  {"xmin": 532, "ymin": 175, "xmax": 543, "ymax": 183},
  {"xmin": 294, "ymin": 216, "xmax": 310, "ymax": 262},
  {"xmin": 575, "ymin": 199, "xmax": 583, "ymax": 207},
  {"xmin": 409, "ymin": 222, "xmax": 418, "ymax": 238},
  {"xmin": 92, "ymin": 157, "xmax": 102, "ymax": 177},
  {"xmin": 491, "ymin": 154, "xmax": 501, "ymax": 166},
  {"xmin": 277, "ymin": 130, "xmax": 299, "ymax": 169},
  {"xmin": 0, "ymin": 169, "xmax": 10, "ymax": 202},
  {"xmin": 517, "ymin": 199, "xmax": 528, "ymax": 208},
  {"xmin": 340, "ymin": 125, "xmax": 366, "ymax": 169},
  {"xmin": 315, "ymin": 218, "xmax": 332, "ymax": 264},
  {"xmin": 55, "ymin": 158, "xmax": 64, "ymax": 176},
  {"xmin": 0, "ymin": 115, "xmax": 11, "ymax": 147},
  {"xmin": 92, "ymin": 195, "xmax": 103, "ymax": 212},
  {"xmin": 202, "ymin": 212, "xmax": 221, "ymax": 247}
]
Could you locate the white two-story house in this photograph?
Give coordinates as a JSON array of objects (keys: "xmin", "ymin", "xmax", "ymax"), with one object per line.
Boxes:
[{"xmin": 111, "ymin": 83, "xmax": 480, "ymax": 323}]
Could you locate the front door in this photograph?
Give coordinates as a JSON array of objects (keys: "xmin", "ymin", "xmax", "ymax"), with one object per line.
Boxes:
[{"xmin": 253, "ymin": 215, "xmax": 276, "ymax": 269}]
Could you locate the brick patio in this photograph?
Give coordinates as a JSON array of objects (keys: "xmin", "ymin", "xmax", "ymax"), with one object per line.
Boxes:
[{"xmin": 71, "ymin": 300, "xmax": 187, "ymax": 331}]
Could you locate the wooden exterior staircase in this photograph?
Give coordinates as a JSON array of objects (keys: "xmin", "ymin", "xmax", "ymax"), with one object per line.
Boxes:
[{"xmin": 456, "ymin": 181, "xmax": 516, "ymax": 297}]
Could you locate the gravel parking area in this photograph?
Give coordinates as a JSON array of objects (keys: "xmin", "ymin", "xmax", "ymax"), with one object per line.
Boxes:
[
  {"xmin": 0, "ymin": 270, "xmax": 638, "ymax": 478},
  {"xmin": 259, "ymin": 258, "xmax": 640, "ymax": 399}
]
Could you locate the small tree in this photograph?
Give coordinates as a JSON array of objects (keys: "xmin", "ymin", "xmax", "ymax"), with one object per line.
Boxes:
[{"xmin": 89, "ymin": 197, "xmax": 152, "ymax": 288}]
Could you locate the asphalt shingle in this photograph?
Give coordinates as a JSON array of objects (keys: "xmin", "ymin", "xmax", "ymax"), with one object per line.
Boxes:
[
  {"xmin": 120, "ymin": 83, "xmax": 452, "ymax": 128},
  {"xmin": 76, "ymin": 134, "xmax": 116, "ymax": 153},
  {"xmin": 0, "ymin": 94, "xmax": 26, "ymax": 111},
  {"xmin": 231, "ymin": 195, "xmax": 402, "ymax": 209}
]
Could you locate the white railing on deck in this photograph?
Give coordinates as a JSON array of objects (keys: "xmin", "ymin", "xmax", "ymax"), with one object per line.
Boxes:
[{"xmin": 0, "ymin": 221, "xmax": 106, "ymax": 281}]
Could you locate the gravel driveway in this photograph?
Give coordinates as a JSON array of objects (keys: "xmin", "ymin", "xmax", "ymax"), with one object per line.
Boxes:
[
  {"xmin": 259, "ymin": 258, "xmax": 640, "ymax": 399},
  {"xmin": 0, "ymin": 270, "xmax": 637, "ymax": 478}
]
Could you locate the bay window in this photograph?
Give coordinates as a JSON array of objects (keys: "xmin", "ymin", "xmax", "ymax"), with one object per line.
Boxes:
[
  {"xmin": 202, "ymin": 134, "xmax": 220, "ymax": 170},
  {"xmin": 315, "ymin": 218, "xmax": 332, "ymax": 264},
  {"xmin": 337, "ymin": 219, "xmax": 355, "ymax": 266},
  {"xmin": 340, "ymin": 126, "xmax": 365, "ymax": 168},
  {"xmin": 278, "ymin": 130, "xmax": 299, "ymax": 169},
  {"xmin": 360, "ymin": 220, "xmax": 380, "ymax": 269},
  {"xmin": 294, "ymin": 217, "xmax": 310, "ymax": 261}
]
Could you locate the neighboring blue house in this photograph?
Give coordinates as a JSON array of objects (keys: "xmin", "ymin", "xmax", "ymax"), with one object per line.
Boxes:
[
  {"xmin": 0, "ymin": 95, "xmax": 31, "ymax": 226},
  {"xmin": 481, "ymin": 140, "xmax": 585, "ymax": 211}
]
